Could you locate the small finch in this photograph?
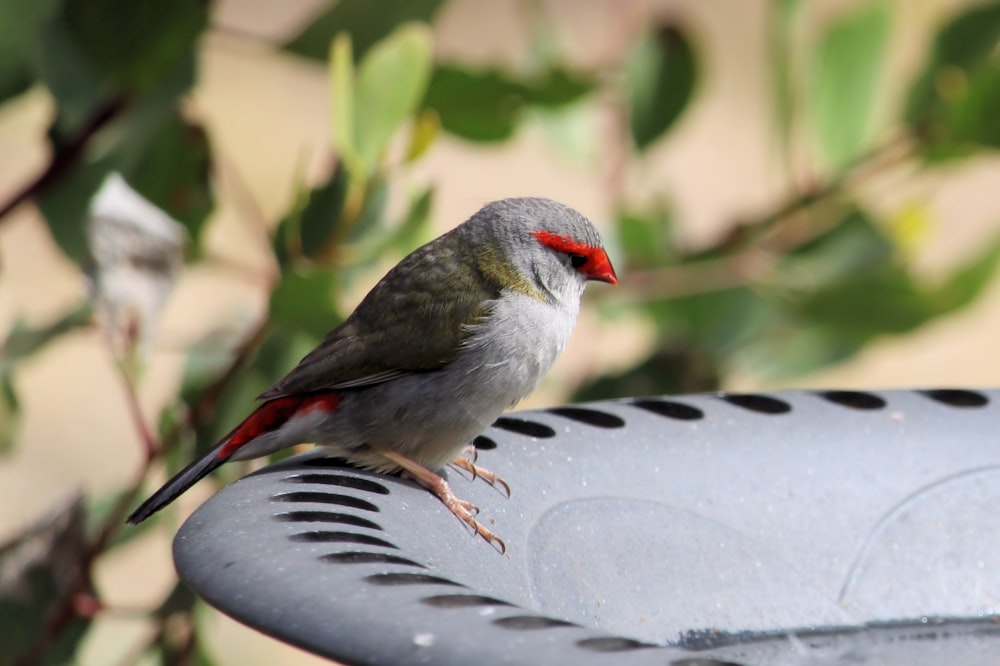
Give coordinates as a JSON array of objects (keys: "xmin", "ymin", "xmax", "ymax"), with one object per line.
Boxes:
[{"xmin": 128, "ymin": 197, "xmax": 617, "ymax": 551}]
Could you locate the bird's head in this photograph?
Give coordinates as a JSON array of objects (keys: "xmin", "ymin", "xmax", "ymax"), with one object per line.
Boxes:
[{"xmin": 464, "ymin": 197, "xmax": 617, "ymax": 303}]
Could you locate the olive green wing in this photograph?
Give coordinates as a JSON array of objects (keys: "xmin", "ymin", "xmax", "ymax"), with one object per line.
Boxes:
[{"xmin": 258, "ymin": 240, "xmax": 497, "ymax": 401}]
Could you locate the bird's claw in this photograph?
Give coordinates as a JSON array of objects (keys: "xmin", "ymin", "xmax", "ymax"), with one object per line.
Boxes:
[{"xmin": 450, "ymin": 456, "xmax": 511, "ymax": 498}]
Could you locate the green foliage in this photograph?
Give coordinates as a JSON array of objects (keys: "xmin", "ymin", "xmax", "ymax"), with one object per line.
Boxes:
[
  {"xmin": 906, "ymin": 2, "xmax": 1000, "ymax": 158},
  {"xmin": 2, "ymin": 1, "xmax": 1000, "ymax": 664},
  {"xmin": 808, "ymin": 4, "xmax": 890, "ymax": 168},
  {"xmin": 423, "ymin": 65, "xmax": 594, "ymax": 142},
  {"xmin": 626, "ymin": 25, "xmax": 698, "ymax": 151},
  {"xmin": 285, "ymin": 0, "xmax": 444, "ymax": 63}
]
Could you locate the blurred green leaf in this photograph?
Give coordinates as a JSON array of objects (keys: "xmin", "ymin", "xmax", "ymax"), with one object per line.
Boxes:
[
  {"xmin": 348, "ymin": 175, "xmax": 390, "ymax": 244},
  {"xmin": 404, "ymin": 108, "xmax": 441, "ymax": 163},
  {"xmin": 780, "ymin": 208, "xmax": 894, "ymax": 287},
  {"xmin": 179, "ymin": 332, "xmax": 239, "ymax": 404},
  {"xmin": 770, "ymin": 0, "xmax": 804, "ymax": 150},
  {"xmin": 626, "ymin": 25, "xmax": 698, "ymax": 151},
  {"xmin": 516, "ymin": 67, "xmax": 595, "ymax": 107},
  {"xmin": 944, "ymin": 66, "xmax": 1000, "ymax": 150},
  {"xmin": 0, "ymin": 371, "xmax": 18, "ymax": 455},
  {"xmin": 34, "ymin": 16, "xmax": 116, "ymax": 134},
  {"xmin": 423, "ymin": 64, "xmax": 594, "ymax": 142},
  {"xmin": 796, "ymin": 265, "xmax": 937, "ymax": 335},
  {"xmin": 300, "ymin": 165, "xmax": 349, "ymax": 260},
  {"xmin": 37, "ymin": 158, "xmax": 114, "ymax": 263},
  {"xmin": 63, "ymin": 0, "xmax": 207, "ymax": 93},
  {"xmin": 269, "ymin": 269, "xmax": 341, "ymax": 340},
  {"xmin": 574, "ymin": 347, "xmax": 719, "ymax": 401},
  {"xmin": 423, "ymin": 66, "xmax": 522, "ymax": 141},
  {"xmin": 808, "ymin": 4, "xmax": 890, "ymax": 168},
  {"xmin": 0, "ymin": 0, "xmax": 59, "ymax": 104},
  {"xmin": 353, "ymin": 23, "xmax": 434, "ymax": 172},
  {"xmin": 738, "ymin": 319, "xmax": 866, "ymax": 380},
  {"xmin": 329, "ymin": 33, "xmax": 362, "ymax": 178},
  {"xmin": 652, "ymin": 286, "xmax": 775, "ymax": 360},
  {"xmin": 796, "ymin": 232, "xmax": 1000, "ymax": 338},
  {"xmin": 617, "ymin": 203, "xmax": 674, "ymax": 270},
  {"xmin": 127, "ymin": 116, "xmax": 213, "ymax": 246},
  {"xmin": 933, "ymin": 231, "xmax": 1000, "ymax": 309},
  {"xmin": 392, "ymin": 186, "xmax": 434, "ymax": 251},
  {"xmin": 285, "ymin": 0, "xmax": 444, "ymax": 63},
  {"xmin": 906, "ymin": 2, "xmax": 1000, "ymax": 152},
  {"xmin": 0, "ymin": 496, "xmax": 91, "ymax": 666},
  {"xmin": 1, "ymin": 302, "xmax": 93, "ymax": 369}
]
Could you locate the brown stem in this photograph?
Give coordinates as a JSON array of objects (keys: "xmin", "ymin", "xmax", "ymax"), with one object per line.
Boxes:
[{"xmin": 0, "ymin": 96, "xmax": 126, "ymax": 224}]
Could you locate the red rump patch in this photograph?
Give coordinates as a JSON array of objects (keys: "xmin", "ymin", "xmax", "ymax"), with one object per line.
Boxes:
[
  {"xmin": 531, "ymin": 230, "xmax": 618, "ymax": 285},
  {"xmin": 217, "ymin": 392, "xmax": 343, "ymax": 459}
]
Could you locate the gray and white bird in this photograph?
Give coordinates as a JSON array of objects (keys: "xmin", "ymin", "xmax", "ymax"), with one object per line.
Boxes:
[{"xmin": 127, "ymin": 197, "xmax": 617, "ymax": 551}]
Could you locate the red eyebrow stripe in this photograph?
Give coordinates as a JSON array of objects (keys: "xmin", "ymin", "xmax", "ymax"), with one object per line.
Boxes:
[
  {"xmin": 531, "ymin": 230, "xmax": 618, "ymax": 285},
  {"xmin": 531, "ymin": 230, "xmax": 597, "ymax": 256}
]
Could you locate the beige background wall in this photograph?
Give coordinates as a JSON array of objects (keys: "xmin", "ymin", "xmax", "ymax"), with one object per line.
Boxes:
[{"xmin": 1, "ymin": 0, "xmax": 998, "ymax": 663}]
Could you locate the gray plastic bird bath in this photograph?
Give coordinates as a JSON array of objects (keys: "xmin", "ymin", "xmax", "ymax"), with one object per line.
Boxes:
[{"xmin": 173, "ymin": 388, "xmax": 1000, "ymax": 665}]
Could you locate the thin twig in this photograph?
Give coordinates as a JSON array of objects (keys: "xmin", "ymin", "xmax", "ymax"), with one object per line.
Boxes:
[{"xmin": 0, "ymin": 96, "xmax": 126, "ymax": 224}]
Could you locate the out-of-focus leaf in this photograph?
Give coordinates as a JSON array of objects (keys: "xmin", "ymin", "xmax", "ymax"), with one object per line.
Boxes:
[
  {"xmin": 1, "ymin": 302, "xmax": 92, "ymax": 369},
  {"xmin": 392, "ymin": 186, "xmax": 434, "ymax": 252},
  {"xmin": 933, "ymin": 231, "xmax": 1000, "ymax": 310},
  {"xmin": 38, "ymin": 104, "xmax": 207, "ymax": 265},
  {"xmin": 625, "ymin": 25, "xmax": 698, "ymax": 151},
  {"xmin": 780, "ymin": 208, "xmax": 893, "ymax": 288},
  {"xmin": 127, "ymin": 117, "xmax": 213, "ymax": 246},
  {"xmin": 300, "ymin": 165, "xmax": 349, "ymax": 260},
  {"xmin": 944, "ymin": 66, "xmax": 1000, "ymax": 150},
  {"xmin": 573, "ymin": 347, "xmax": 719, "ymax": 402},
  {"xmin": 0, "ymin": 0, "xmax": 59, "ymax": 104},
  {"xmin": 153, "ymin": 579, "xmax": 198, "ymax": 619},
  {"xmin": 796, "ymin": 233, "xmax": 1000, "ymax": 338},
  {"xmin": 737, "ymin": 319, "xmax": 866, "ymax": 380},
  {"xmin": 651, "ymin": 286, "xmax": 775, "ymax": 359},
  {"xmin": 37, "ymin": 159, "xmax": 114, "ymax": 263},
  {"xmin": 179, "ymin": 331, "xmax": 240, "ymax": 404},
  {"xmin": 808, "ymin": 4, "xmax": 890, "ymax": 168},
  {"xmin": 423, "ymin": 64, "xmax": 594, "ymax": 142},
  {"xmin": 404, "ymin": 108, "xmax": 441, "ymax": 163},
  {"xmin": 0, "ymin": 372, "xmax": 18, "ymax": 455},
  {"xmin": 34, "ymin": 16, "xmax": 115, "ymax": 134},
  {"xmin": 86, "ymin": 173, "xmax": 186, "ymax": 362},
  {"xmin": 63, "ymin": 0, "xmax": 207, "ymax": 93},
  {"xmin": 906, "ymin": 2, "xmax": 1000, "ymax": 155},
  {"xmin": 770, "ymin": 0, "xmax": 804, "ymax": 151},
  {"xmin": 0, "ymin": 495, "xmax": 91, "ymax": 666},
  {"xmin": 353, "ymin": 23, "xmax": 433, "ymax": 172},
  {"xmin": 422, "ymin": 66, "xmax": 522, "ymax": 141},
  {"xmin": 347, "ymin": 175, "xmax": 390, "ymax": 244},
  {"xmin": 269, "ymin": 269, "xmax": 341, "ymax": 340},
  {"xmin": 86, "ymin": 489, "xmax": 156, "ymax": 549},
  {"xmin": 531, "ymin": 102, "xmax": 600, "ymax": 163},
  {"xmin": 284, "ymin": 0, "xmax": 444, "ymax": 63},
  {"xmin": 516, "ymin": 67, "xmax": 595, "ymax": 107},
  {"xmin": 329, "ymin": 33, "xmax": 362, "ymax": 178},
  {"xmin": 796, "ymin": 265, "xmax": 937, "ymax": 335},
  {"xmin": 617, "ymin": 203, "xmax": 675, "ymax": 270}
]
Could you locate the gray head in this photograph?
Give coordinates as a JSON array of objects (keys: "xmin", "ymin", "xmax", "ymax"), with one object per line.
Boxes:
[{"xmin": 459, "ymin": 197, "xmax": 617, "ymax": 303}]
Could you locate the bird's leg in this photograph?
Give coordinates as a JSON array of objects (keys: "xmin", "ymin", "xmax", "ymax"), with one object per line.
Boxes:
[
  {"xmin": 450, "ymin": 455, "xmax": 511, "ymax": 498},
  {"xmin": 380, "ymin": 450, "xmax": 506, "ymax": 554}
]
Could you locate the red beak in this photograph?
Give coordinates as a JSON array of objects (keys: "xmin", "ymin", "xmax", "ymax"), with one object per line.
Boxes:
[{"xmin": 586, "ymin": 248, "xmax": 618, "ymax": 285}]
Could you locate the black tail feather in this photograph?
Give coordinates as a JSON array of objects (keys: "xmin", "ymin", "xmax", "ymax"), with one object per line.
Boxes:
[{"xmin": 127, "ymin": 443, "xmax": 229, "ymax": 524}]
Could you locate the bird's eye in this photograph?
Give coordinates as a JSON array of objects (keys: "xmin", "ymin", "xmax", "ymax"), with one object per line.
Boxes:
[{"xmin": 569, "ymin": 254, "xmax": 588, "ymax": 269}]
